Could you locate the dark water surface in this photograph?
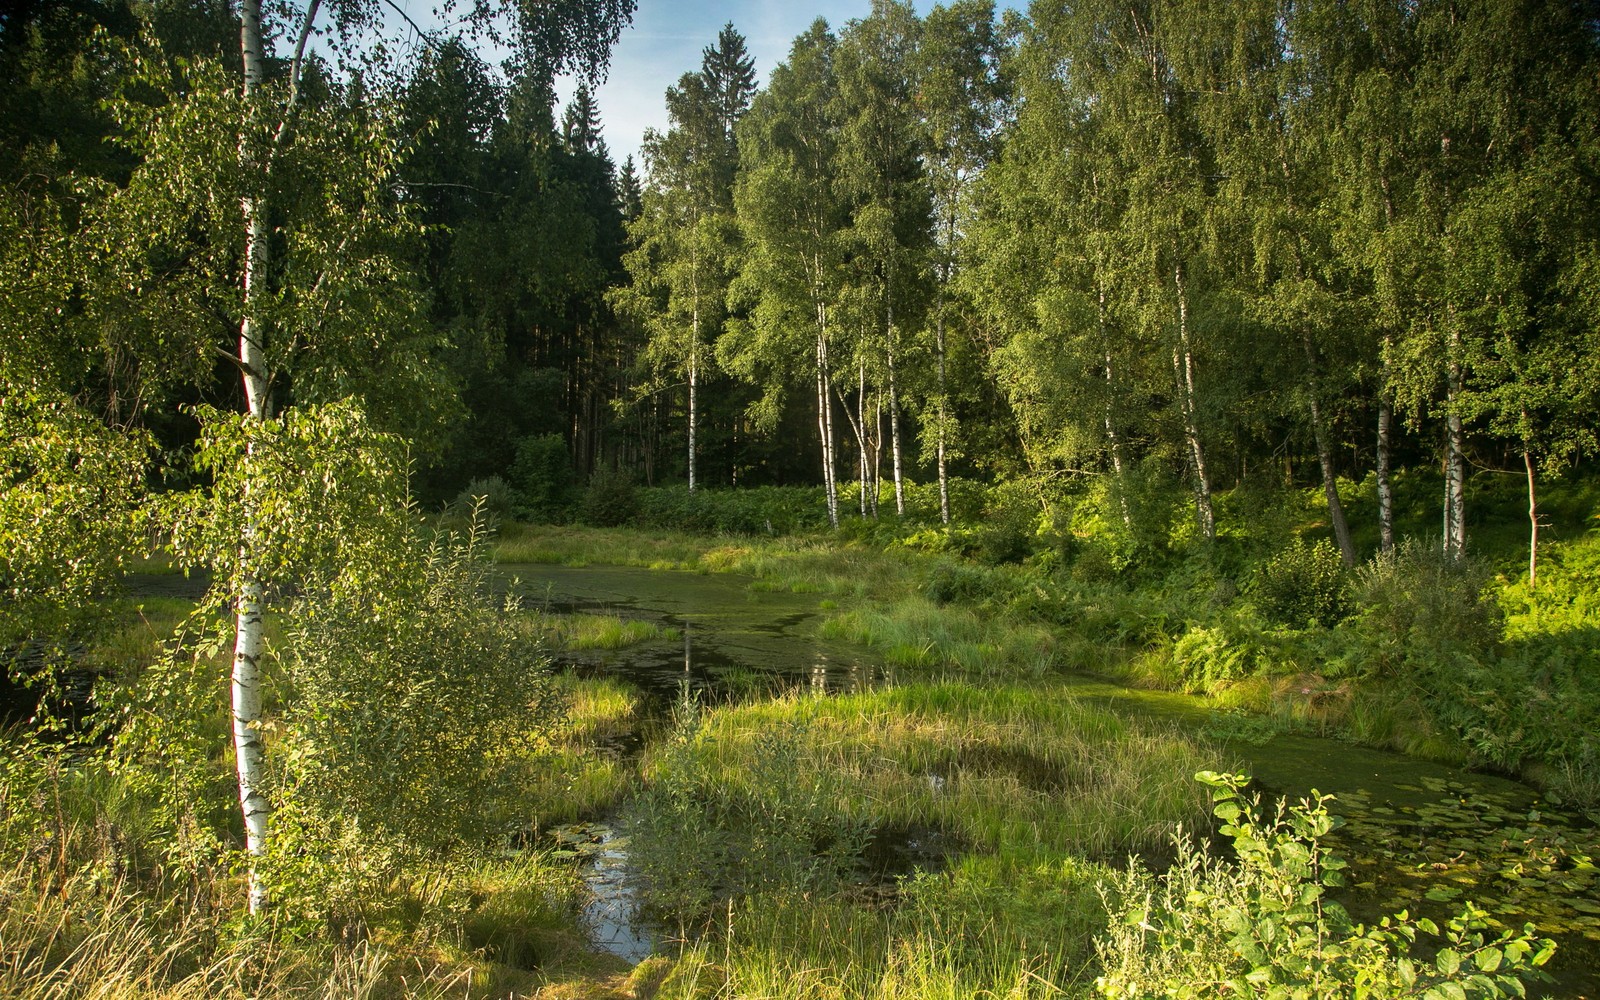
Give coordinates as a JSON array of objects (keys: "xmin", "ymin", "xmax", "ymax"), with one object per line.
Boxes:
[{"xmin": 507, "ymin": 563, "xmax": 1598, "ymax": 996}]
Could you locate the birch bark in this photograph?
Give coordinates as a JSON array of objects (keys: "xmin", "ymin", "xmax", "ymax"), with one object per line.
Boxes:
[
  {"xmin": 1172, "ymin": 263, "xmax": 1215, "ymax": 540},
  {"xmin": 1443, "ymin": 324, "xmax": 1466, "ymax": 561},
  {"xmin": 234, "ymin": 0, "xmax": 318, "ymax": 914}
]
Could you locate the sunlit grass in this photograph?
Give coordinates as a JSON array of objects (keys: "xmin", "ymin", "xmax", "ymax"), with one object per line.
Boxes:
[
  {"xmin": 627, "ymin": 681, "xmax": 1216, "ymax": 998},
  {"xmin": 643, "ymin": 680, "xmax": 1216, "ymax": 866},
  {"xmin": 540, "ymin": 612, "xmax": 679, "ymax": 651}
]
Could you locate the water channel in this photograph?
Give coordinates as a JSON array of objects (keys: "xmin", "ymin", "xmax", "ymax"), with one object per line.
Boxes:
[{"xmin": 507, "ymin": 562, "xmax": 1600, "ymax": 996}]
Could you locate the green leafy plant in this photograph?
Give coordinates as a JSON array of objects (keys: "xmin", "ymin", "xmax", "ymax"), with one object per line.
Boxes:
[
  {"xmin": 509, "ymin": 434, "xmax": 575, "ymax": 522},
  {"xmin": 264, "ymin": 503, "xmax": 562, "ymax": 918},
  {"xmin": 1252, "ymin": 538, "xmax": 1349, "ymax": 628},
  {"xmin": 1094, "ymin": 771, "xmax": 1556, "ymax": 999},
  {"xmin": 579, "ymin": 467, "xmax": 639, "ymax": 527},
  {"xmin": 627, "ymin": 688, "xmax": 870, "ymax": 925}
]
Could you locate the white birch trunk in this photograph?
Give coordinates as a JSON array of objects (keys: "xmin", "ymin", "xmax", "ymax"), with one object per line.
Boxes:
[
  {"xmin": 872, "ymin": 395, "xmax": 882, "ymax": 517},
  {"xmin": 815, "ymin": 301, "xmax": 838, "ymax": 528},
  {"xmin": 1099, "ymin": 287, "xmax": 1132, "ymax": 529},
  {"xmin": 885, "ymin": 289, "xmax": 904, "ymax": 518},
  {"xmin": 1172, "ymin": 264, "xmax": 1215, "ymax": 540},
  {"xmin": 838, "ymin": 360, "xmax": 868, "ymax": 517},
  {"xmin": 234, "ymin": 0, "xmax": 281, "ymax": 915},
  {"xmin": 887, "ymin": 345, "xmax": 904, "ymax": 518},
  {"xmin": 688, "ymin": 241, "xmax": 699, "ymax": 493},
  {"xmin": 1377, "ymin": 193, "xmax": 1398, "ymax": 555},
  {"xmin": 934, "ymin": 310, "xmax": 950, "ymax": 526},
  {"xmin": 1524, "ymin": 439, "xmax": 1538, "ymax": 586},
  {"xmin": 1443, "ymin": 326, "xmax": 1466, "ymax": 561},
  {"xmin": 1377, "ymin": 393, "xmax": 1395, "ymax": 555}
]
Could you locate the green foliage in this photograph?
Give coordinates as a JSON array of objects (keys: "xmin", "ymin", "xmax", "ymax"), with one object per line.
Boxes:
[
  {"xmin": 1348, "ymin": 539, "xmax": 1502, "ymax": 679},
  {"xmin": 265, "ymin": 507, "xmax": 560, "ymax": 913},
  {"xmin": 578, "ymin": 467, "xmax": 639, "ymax": 527},
  {"xmin": 509, "ymin": 434, "xmax": 575, "ymax": 522},
  {"xmin": 634, "ymin": 484, "xmax": 828, "ymax": 535},
  {"xmin": 627, "ymin": 690, "xmax": 870, "ymax": 922},
  {"xmin": 1094, "ymin": 771, "xmax": 1557, "ymax": 999},
  {"xmin": 449, "ymin": 476, "xmax": 517, "ymax": 522},
  {"xmin": 0, "ymin": 388, "xmax": 151, "ymax": 650},
  {"xmin": 962, "ymin": 478, "xmax": 1039, "ymax": 565},
  {"xmin": 924, "ymin": 561, "xmax": 1006, "ymax": 606},
  {"xmin": 1251, "ymin": 538, "xmax": 1350, "ymax": 629}
]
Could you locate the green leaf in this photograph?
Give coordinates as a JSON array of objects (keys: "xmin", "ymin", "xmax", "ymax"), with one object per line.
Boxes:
[{"xmin": 1436, "ymin": 948, "xmax": 1461, "ymax": 976}]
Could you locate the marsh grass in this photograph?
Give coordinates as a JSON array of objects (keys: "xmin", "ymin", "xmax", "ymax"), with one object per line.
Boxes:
[
  {"xmin": 0, "ymin": 768, "xmax": 617, "ymax": 1000},
  {"xmin": 521, "ymin": 676, "xmax": 642, "ymax": 824},
  {"xmin": 819, "ymin": 598, "xmax": 1055, "ymax": 673},
  {"xmin": 626, "ymin": 681, "xmax": 1210, "ymax": 997},
  {"xmin": 542, "ymin": 612, "xmax": 679, "ymax": 651},
  {"xmin": 654, "ymin": 885, "xmax": 1092, "ymax": 999},
  {"xmin": 637, "ymin": 682, "xmax": 1215, "ymax": 877}
]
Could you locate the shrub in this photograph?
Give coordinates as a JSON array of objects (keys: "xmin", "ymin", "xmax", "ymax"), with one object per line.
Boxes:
[
  {"xmin": 1251, "ymin": 538, "xmax": 1349, "ymax": 628},
  {"xmin": 964, "ymin": 479, "xmax": 1040, "ymax": 565},
  {"xmin": 635, "ymin": 485, "xmax": 830, "ymax": 535},
  {"xmin": 449, "ymin": 475, "xmax": 516, "ymax": 521},
  {"xmin": 1349, "ymin": 538, "xmax": 1501, "ymax": 678},
  {"xmin": 508, "ymin": 434, "xmax": 574, "ymax": 521},
  {"xmin": 1094, "ymin": 771, "xmax": 1556, "ymax": 999},
  {"xmin": 626, "ymin": 692, "xmax": 869, "ymax": 923},
  {"xmin": 580, "ymin": 467, "xmax": 638, "ymax": 527},
  {"xmin": 267, "ymin": 508, "xmax": 561, "ymax": 914},
  {"xmin": 924, "ymin": 561, "xmax": 1004, "ymax": 605}
]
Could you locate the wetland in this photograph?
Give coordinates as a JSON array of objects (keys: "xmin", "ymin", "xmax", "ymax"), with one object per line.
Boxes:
[{"xmin": 506, "ymin": 560, "xmax": 1600, "ymax": 998}]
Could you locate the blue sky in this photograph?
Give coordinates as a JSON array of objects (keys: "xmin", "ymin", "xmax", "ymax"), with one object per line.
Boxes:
[
  {"xmin": 560, "ymin": 0, "xmax": 936, "ymax": 168},
  {"xmin": 376, "ymin": 0, "xmax": 939, "ymax": 168}
]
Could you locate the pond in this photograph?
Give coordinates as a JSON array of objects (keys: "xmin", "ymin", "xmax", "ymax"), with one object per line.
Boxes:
[{"xmin": 510, "ymin": 563, "xmax": 1598, "ymax": 995}]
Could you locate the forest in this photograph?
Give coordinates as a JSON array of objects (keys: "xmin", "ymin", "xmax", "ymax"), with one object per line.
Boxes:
[{"xmin": 2, "ymin": 0, "xmax": 1599, "ymax": 997}]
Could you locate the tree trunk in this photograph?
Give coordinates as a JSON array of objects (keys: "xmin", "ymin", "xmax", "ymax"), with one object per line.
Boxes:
[
  {"xmin": 1524, "ymin": 438, "xmax": 1539, "ymax": 586},
  {"xmin": 1443, "ymin": 326, "xmax": 1466, "ymax": 561},
  {"xmin": 885, "ymin": 293, "xmax": 904, "ymax": 518},
  {"xmin": 1099, "ymin": 286, "xmax": 1132, "ymax": 529},
  {"xmin": 934, "ymin": 309, "xmax": 950, "ymax": 526},
  {"xmin": 688, "ymin": 253, "xmax": 699, "ymax": 493},
  {"xmin": 871, "ymin": 395, "xmax": 883, "ymax": 517},
  {"xmin": 838, "ymin": 360, "xmax": 868, "ymax": 517},
  {"xmin": 1172, "ymin": 263, "xmax": 1215, "ymax": 540},
  {"xmin": 815, "ymin": 302, "xmax": 838, "ymax": 528},
  {"xmin": 1302, "ymin": 331, "xmax": 1356, "ymax": 567},
  {"xmin": 1377, "ymin": 393, "xmax": 1395, "ymax": 555},
  {"xmin": 233, "ymin": 0, "xmax": 284, "ymax": 916}
]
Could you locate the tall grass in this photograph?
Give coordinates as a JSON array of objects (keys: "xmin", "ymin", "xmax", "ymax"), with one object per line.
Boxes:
[
  {"xmin": 0, "ymin": 862, "xmax": 483, "ymax": 999},
  {"xmin": 648, "ymin": 682, "xmax": 1216, "ymax": 864}
]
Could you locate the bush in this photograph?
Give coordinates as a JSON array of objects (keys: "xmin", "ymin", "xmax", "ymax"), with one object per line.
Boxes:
[
  {"xmin": 580, "ymin": 467, "xmax": 638, "ymax": 527},
  {"xmin": 635, "ymin": 485, "xmax": 830, "ymax": 535},
  {"xmin": 1349, "ymin": 538, "xmax": 1502, "ymax": 678},
  {"xmin": 1094, "ymin": 771, "xmax": 1556, "ymax": 999},
  {"xmin": 449, "ymin": 475, "xmax": 516, "ymax": 521},
  {"xmin": 924, "ymin": 561, "xmax": 1004, "ymax": 605},
  {"xmin": 964, "ymin": 479, "xmax": 1040, "ymax": 565},
  {"xmin": 1251, "ymin": 538, "xmax": 1349, "ymax": 628},
  {"xmin": 626, "ymin": 693, "xmax": 869, "ymax": 923},
  {"xmin": 509, "ymin": 434, "xmax": 574, "ymax": 521},
  {"xmin": 268, "ymin": 509, "xmax": 561, "ymax": 914}
]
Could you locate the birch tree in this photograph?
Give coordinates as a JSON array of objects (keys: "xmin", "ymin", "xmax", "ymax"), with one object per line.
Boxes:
[
  {"xmin": 835, "ymin": 0, "xmax": 931, "ymax": 517},
  {"xmin": 728, "ymin": 21, "xmax": 849, "ymax": 526},
  {"xmin": 615, "ymin": 25, "xmax": 753, "ymax": 490},
  {"xmin": 916, "ymin": 0, "xmax": 1004, "ymax": 524},
  {"xmin": 106, "ymin": 0, "xmax": 634, "ymax": 913}
]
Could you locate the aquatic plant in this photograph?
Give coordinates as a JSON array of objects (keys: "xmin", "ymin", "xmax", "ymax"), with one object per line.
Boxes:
[{"xmin": 1094, "ymin": 772, "xmax": 1557, "ymax": 999}]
